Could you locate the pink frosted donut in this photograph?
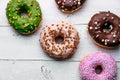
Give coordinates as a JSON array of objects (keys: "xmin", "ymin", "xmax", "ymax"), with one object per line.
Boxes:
[
  {"xmin": 79, "ymin": 52, "xmax": 117, "ymax": 80},
  {"xmin": 40, "ymin": 22, "xmax": 79, "ymax": 59}
]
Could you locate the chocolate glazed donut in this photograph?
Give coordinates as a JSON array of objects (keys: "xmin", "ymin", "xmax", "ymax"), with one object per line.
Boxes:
[
  {"xmin": 88, "ymin": 11, "xmax": 120, "ymax": 48},
  {"xmin": 55, "ymin": 0, "xmax": 86, "ymax": 13}
]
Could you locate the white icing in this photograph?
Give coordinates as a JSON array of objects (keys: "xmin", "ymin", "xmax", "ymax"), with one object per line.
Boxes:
[{"xmin": 40, "ymin": 22, "xmax": 79, "ymax": 58}]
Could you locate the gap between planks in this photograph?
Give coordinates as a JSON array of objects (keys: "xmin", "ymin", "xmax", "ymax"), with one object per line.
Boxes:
[
  {"xmin": 0, "ymin": 24, "xmax": 87, "ymax": 27},
  {"xmin": 0, "ymin": 58, "xmax": 120, "ymax": 62}
]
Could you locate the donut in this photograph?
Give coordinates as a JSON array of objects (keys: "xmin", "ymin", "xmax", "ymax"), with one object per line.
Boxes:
[
  {"xmin": 6, "ymin": 0, "xmax": 42, "ymax": 34},
  {"xmin": 88, "ymin": 11, "xmax": 120, "ymax": 48},
  {"xmin": 55, "ymin": 0, "xmax": 86, "ymax": 14},
  {"xmin": 80, "ymin": 52, "xmax": 117, "ymax": 80},
  {"xmin": 40, "ymin": 22, "xmax": 79, "ymax": 59}
]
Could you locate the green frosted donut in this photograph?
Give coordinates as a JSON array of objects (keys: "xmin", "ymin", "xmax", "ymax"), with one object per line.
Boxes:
[{"xmin": 6, "ymin": 0, "xmax": 42, "ymax": 34}]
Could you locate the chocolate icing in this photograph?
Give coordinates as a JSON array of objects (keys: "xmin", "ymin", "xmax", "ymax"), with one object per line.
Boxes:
[
  {"xmin": 55, "ymin": 0, "xmax": 86, "ymax": 13},
  {"xmin": 88, "ymin": 11, "xmax": 120, "ymax": 48}
]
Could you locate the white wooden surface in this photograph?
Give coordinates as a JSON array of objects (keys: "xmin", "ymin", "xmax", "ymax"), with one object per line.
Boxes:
[{"xmin": 0, "ymin": 0, "xmax": 120, "ymax": 80}]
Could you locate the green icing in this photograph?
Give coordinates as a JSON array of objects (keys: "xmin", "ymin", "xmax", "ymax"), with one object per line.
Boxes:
[{"xmin": 6, "ymin": 0, "xmax": 42, "ymax": 34}]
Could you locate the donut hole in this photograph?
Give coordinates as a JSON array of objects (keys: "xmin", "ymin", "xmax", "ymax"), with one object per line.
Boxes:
[
  {"xmin": 19, "ymin": 6, "xmax": 29, "ymax": 18},
  {"xmin": 55, "ymin": 36, "xmax": 64, "ymax": 44},
  {"xmin": 20, "ymin": 11, "xmax": 28, "ymax": 18},
  {"xmin": 102, "ymin": 22, "xmax": 113, "ymax": 32},
  {"xmin": 95, "ymin": 65, "xmax": 103, "ymax": 74}
]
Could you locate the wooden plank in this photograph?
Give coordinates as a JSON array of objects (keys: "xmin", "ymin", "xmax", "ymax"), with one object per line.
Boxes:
[
  {"xmin": 0, "ymin": 61, "xmax": 119, "ymax": 80},
  {"xmin": 0, "ymin": 26, "xmax": 120, "ymax": 61},
  {"xmin": 0, "ymin": 0, "xmax": 120, "ymax": 80},
  {"xmin": 0, "ymin": 0, "xmax": 120, "ymax": 25}
]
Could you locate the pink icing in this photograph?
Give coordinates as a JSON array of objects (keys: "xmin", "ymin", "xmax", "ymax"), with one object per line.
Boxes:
[{"xmin": 79, "ymin": 52, "xmax": 117, "ymax": 80}]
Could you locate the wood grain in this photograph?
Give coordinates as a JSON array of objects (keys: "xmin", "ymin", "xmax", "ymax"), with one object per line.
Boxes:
[
  {"xmin": 0, "ymin": 61, "xmax": 119, "ymax": 80},
  {"xmin": 0, "ymin": 0, "xmax": 120, "ymax": 80}
]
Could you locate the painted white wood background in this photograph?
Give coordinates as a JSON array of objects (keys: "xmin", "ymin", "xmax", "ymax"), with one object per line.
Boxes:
[{"xmin": 0, "ymin": 0, "xmax": 120, "ymax": 80}]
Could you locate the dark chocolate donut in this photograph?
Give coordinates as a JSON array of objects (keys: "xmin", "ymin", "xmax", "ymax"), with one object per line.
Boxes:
[
  {"xmin": 55, "ymin": 0, "xmax": 86, "ymax": 13},
  {"xmin": 88, "ymin": 11, "xmax": 120, "ymax": 48}
]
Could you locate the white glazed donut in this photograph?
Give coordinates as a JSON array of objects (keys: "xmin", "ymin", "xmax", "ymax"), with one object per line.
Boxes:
[{"xmin": 40, "ymin": 22, "xmax": 79, "ymax": 59}]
